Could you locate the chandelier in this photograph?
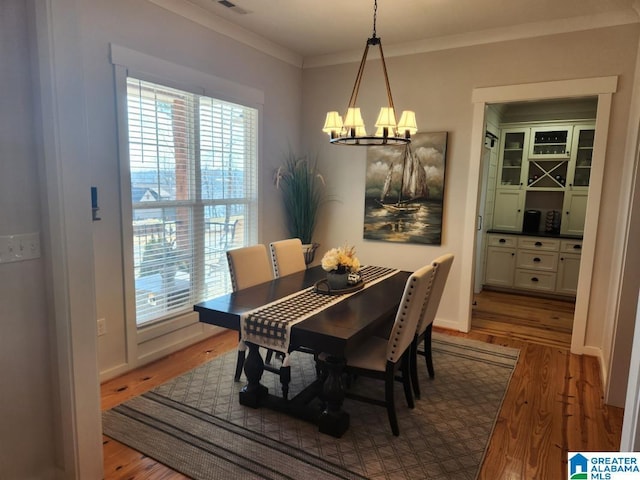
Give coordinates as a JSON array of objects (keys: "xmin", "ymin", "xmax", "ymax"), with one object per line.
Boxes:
[{"xmin": 322, "ymin": 0, "xmax": 417, "ymax": 146}]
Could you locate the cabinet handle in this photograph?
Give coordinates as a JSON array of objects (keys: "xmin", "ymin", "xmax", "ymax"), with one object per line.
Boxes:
[
  {"xmin": 573, "ymin": 244, "xmax": 581, "ymax": 250},
  {"xmin": 560, "ymin": 257, "xmax": 564, "ymax": 261},
  {"xmin": 499, "ymin": 238, "xmax": 506, "ymax": 243},
  {"xmin": 566, "ymin": 211, "xmax": 570, "ymax": 215},
  {"xmin": 531, "ymin": 277, "xmax": 539, "ymax": 282},
  {"xmin": 533, "ymin": 257, "xmax": 541, "ymax": 262},
  {"xmin": 535, "ymin": 241, "xmax": 542, "ymax": 247}
]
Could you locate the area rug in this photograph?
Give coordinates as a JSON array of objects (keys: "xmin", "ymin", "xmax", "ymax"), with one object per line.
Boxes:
[{"xmin": 102, "ymin": 333, "xmax": 519, "ymax": 479}]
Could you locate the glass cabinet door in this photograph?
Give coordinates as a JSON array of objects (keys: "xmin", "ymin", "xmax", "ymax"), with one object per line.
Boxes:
[
  {"xmin": 571, "ymin": 127, "xmax": 594, "ymax": 187},
  {"xmin": 498, "ymin": 129, "xmax": 529, "ymax": 188},
  {"xmin": 529, "ymin": 126, "xmax": 573, "ymax": 159}
]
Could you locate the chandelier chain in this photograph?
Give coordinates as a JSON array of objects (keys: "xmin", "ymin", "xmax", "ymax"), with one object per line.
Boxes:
[{"xmin": 372, "ymin": 0, "xmax": 378, "ymax": 38}]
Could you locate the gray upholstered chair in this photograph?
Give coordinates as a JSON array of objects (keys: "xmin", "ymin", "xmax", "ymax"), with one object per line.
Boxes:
[
  {"xmin": 340, "ymin": 263, "xmax": 435, "ymax": 436},
  {"xmin": 269, "ymin": 238, "xmax": 307, "ymax": 278},
  {"xmin": 410, "ymin": 253, "xmax": 454, "ymax": 399}
]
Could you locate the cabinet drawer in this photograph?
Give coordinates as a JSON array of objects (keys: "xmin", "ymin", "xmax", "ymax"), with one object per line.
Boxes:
[
  {"xmin": 487, "ymin": 234, "xmax": 517, "ymax": 248},
  {"xmin": 560, "ymin": 240, "xmax": 583, "ymax": 254},
  {"xmin": 518, "ymin": 237, "xmax": 560, "ymax": 251},
  {"xmin": 516, "ymin": 250, "xmax": 558, "ymax": 272},
  {"xmin": 514, "ymin": 270, "xmax": 557, "ymax": 292}
]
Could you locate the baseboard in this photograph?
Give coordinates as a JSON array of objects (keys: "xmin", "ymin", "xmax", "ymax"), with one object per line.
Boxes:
[{"xmin": 434, "ymin": 318, "xmax": 468, "ymax": 333}]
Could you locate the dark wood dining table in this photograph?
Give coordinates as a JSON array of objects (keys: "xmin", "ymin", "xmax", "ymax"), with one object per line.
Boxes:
[{"xmin": 194, "ymin": 265, "xmax": 410, "ymax": 437}]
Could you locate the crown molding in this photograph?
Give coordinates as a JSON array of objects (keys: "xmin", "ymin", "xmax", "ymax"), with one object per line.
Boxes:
[
  {"xmin": 144, "ymin": 0, "xmax": 638, "ymax": 71},
  {"xmin": 304, "ymin": 10, "xmax": 640, "ymax": 69},
  {"xmin": 146, "ymin": 0, "xmax": 304, "ymax": 67}
]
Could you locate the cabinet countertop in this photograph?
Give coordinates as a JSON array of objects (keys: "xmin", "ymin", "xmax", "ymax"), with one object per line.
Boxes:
[{"xmin": 487, "ymin": 229, "xmax": 583, "ymax": 241}]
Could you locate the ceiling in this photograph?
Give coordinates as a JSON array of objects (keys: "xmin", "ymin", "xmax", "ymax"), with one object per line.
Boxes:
[{"xmin": 151, "ymin": 0, "xmax": 639, "ymax": 66}]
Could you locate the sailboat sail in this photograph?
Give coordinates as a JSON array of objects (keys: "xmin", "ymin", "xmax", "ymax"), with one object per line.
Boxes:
[
  {"xmin": 377, "ymin": 144, "xmax": 426, "ymax": 214},
  {"xmin": 381, "ymin": 164, "xmax": 393, "ymax": 201},
  {"xmin": 403, "ymin": 146, "xmax": 429, "ymax": 200}
]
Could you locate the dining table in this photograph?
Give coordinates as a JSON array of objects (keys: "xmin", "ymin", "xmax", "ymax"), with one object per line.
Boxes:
[{"xmin": 194, "ymin": 264, "xmax": 410, "ymax": 437}]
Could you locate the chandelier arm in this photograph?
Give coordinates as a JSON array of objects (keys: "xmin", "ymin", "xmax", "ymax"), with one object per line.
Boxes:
[
  {"xmin": 347, "ymin": 43, "xmax": 371, "ymax": 109},
  {"xmin": 377, "ymin": 42, "xmax": 396, "ymax": 113}
]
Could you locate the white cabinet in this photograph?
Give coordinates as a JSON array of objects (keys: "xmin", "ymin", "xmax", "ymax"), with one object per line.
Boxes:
[
  {"xmin": 484, "ymin": 233, "xmax": 582, "ymax": 297},
  {"xmin": 561, "ymin": 191, "xmax": 588, "ymax": 236},
  {"xmin": 556, "ymin": 240, "xmax": 583, "ymax": 296},
  {"xmin": 528, "ymin": 125, "xmax": 573, "ymax": 159},
  {"xmin": 492, "ymin": 122, "xmax": 593, "ymax": 236},
  {"xmin": 484, "ymin": 234, "xmax": 517, "ymax": 287},
  {"xmin": 492, "ymin": 190, "xmax": 525, "ymax": 231},
  {"xmin": 567, "ymin": 126, "xmax": 594, "ymax": 189},
  {"xmin": 497, "ymin": 128, "xmax": 529, "ymax": 188}
]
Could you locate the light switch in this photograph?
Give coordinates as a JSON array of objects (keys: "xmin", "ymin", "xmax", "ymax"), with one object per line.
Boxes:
[{"xmin": 0, "ymin": 232, "xmax": 41, "ymax": 263}]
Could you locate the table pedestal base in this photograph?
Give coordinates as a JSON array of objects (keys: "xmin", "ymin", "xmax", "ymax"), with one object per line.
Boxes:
[
  {"xmin": 239, "ymin": 342, "xmax": 269, "ymax": 408},
  {"xmin": 319, "ymin": 355, "xmax": 349, "ymax": 438}
]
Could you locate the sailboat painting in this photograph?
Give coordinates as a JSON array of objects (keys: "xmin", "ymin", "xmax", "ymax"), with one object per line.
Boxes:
[{"xmin": 364, "ymin": 132, "xmax": 447, "ymax": 245}]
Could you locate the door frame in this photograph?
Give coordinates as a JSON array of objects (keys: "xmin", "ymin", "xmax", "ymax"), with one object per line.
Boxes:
[{"xmin": 460, "ymin": 76, "xmax": 618, "ymax": 358}]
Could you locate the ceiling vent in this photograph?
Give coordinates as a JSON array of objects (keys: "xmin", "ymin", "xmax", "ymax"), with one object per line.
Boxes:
[{"xmin": 217, "ymin": 0, "xmax": 250, "ymax": 14}]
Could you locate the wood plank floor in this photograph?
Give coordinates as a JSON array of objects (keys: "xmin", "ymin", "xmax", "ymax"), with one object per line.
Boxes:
[
  {"xmin": 472, "ymin": 289, "xmax": 575, "ymax": 349},
  {"xmin": 101, "ymin": 296, "xmax": 623, "ymax": 479}
]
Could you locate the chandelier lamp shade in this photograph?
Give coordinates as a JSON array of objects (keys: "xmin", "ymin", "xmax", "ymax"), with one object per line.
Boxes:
[{"xmin": 322, "ymin": 0, "xmax": 417, "ymax": 146}]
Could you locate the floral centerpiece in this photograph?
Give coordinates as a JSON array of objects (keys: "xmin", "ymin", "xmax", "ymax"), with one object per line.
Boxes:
[{"xmin": 321, "ymin": 245, "xmax": 361, "ymax": 289}]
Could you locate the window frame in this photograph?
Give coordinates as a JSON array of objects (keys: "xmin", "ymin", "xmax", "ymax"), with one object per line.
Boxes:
[{"xmin": 112, "ymin": 44, "xmax": 264, "ymax": 346}]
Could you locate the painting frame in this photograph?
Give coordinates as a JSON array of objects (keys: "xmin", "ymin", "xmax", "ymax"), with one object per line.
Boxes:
[{"xmin": 363, "ymin": 131, "xmax": 448, "ymax": 245}]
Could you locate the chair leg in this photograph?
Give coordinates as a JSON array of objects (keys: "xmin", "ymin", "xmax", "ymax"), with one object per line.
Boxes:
[
  {"xmin": 401, "ymin": 354, "xmax": 415, "ymax": 409},
  {"xmin": 410, "ymin": 337, "xmax": 421, "ymax": 399},
  {"xmin": 265, "ymin": 349, "xmax": 274, "ymax": 364},
  {"xmin": 234, "ymin": 349, "xmax": 246, "ymax": 382},
  {"xmin": 279, "ymin": 365, "xmax": 291, "ymax": 400},
  {"xmin": 424, "ymin": 324, "xmax": 435, "ymax": 378},
  {"xmin": 235, "ymin": 331, "xmax": 246, "ymax": 382},
  {"xmin": 385, "ymin": 369, "xmax": 400, "ymax": 436}
]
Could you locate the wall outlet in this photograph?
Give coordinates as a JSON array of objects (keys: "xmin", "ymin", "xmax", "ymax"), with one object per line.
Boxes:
[{"xmin": 97, "ymin": 318, "xmax": 107, "ymax": 336}]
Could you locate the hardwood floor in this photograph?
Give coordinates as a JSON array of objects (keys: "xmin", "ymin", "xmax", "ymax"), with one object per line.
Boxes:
[
  {"xmin": 472, "ymin": 289, "xmax": 575, "ymax": 349},
  {"xmin": 101, "ymin": 300, "xmax": 623, "ymax": 479}
]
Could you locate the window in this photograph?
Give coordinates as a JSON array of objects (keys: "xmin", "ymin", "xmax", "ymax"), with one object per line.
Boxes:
[{"xmin": 126, "ymin": 78, "xmax": 258, "ymax": 326}]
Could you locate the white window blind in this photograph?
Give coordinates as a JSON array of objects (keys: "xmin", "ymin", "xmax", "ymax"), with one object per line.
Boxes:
[{"xmin": 126, "ymin": 77, "xmax": 258, "ymax": 326}]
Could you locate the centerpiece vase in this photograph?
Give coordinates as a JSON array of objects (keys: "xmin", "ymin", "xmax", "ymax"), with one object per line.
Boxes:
[{"xmin": 327, "ymin": 270, "xmax": 349, "ymax": 290}]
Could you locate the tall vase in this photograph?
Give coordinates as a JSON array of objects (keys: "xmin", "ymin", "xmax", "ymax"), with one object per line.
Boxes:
[
  {"xmin": 327, "ymin": 271, "xmax": 349, "ymax": 290},
  {"xmin": 302, "ymin": 243, "xmax": 319, "ymax": 266}
]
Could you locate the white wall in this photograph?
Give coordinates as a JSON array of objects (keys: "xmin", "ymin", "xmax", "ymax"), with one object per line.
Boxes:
[
  {"xmin": 302, "ymin": 25, "xmax": 640, "ymax": 403},
  {"xmin": 75, "ymin": 0, "xmax": 303, "ymax": 378},
  {"xmin": 0, "ymin": 1, "xmax": 55, "ymax": 478}
]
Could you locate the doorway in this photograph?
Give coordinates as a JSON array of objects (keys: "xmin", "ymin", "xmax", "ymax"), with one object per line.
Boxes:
[
  {"xmin": 473, "ymin": 98, "xmax": 596, "ymax": 348},
  {"xmin": 461, "ymin": 76, "xmax": 617, "ymax": 355}
]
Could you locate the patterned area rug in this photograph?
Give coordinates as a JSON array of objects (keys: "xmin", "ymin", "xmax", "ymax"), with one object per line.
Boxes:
[{"xmin": 103, "ymin": 333, "xmax": 519, "ymax": 479}]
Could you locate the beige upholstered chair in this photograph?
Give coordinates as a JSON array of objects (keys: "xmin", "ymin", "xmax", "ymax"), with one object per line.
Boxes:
[
  {"xmin": 226, "ymin": 244, "xmax": 273, "ymax": 292},
  {"xmin": 270, "ymin": 238, "xmax": 307, "ymax": 277},
  {"xmin": 268, "ymin": 238, "xmax": 319, "ymax": 368},
  {"xmin": 341, "ymin": 263, "xmax": 435, "ymax": 436},
  {"xmin": 226, "ymin": 245, "xmax": 275, "ymax": 382},
  {"xmin": 410, "ymin": 253, "xmax": 454, "ymax": 399}
]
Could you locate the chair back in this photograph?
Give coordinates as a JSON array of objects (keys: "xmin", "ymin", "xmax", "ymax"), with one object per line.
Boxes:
[
  {"xmin": 270, "ymin": 238, "xmax": 307, "ymax": 278},
  {"xmin": 416, "ymin": 254, "xmax": 454, "ymax": 336},
  {"xmin": 386, "ymin": 264, "xmax": 435, "ymax": 363},
  {"xmin": 226, "ymin": 244, "xmax": 273, "ymax": 291}
]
